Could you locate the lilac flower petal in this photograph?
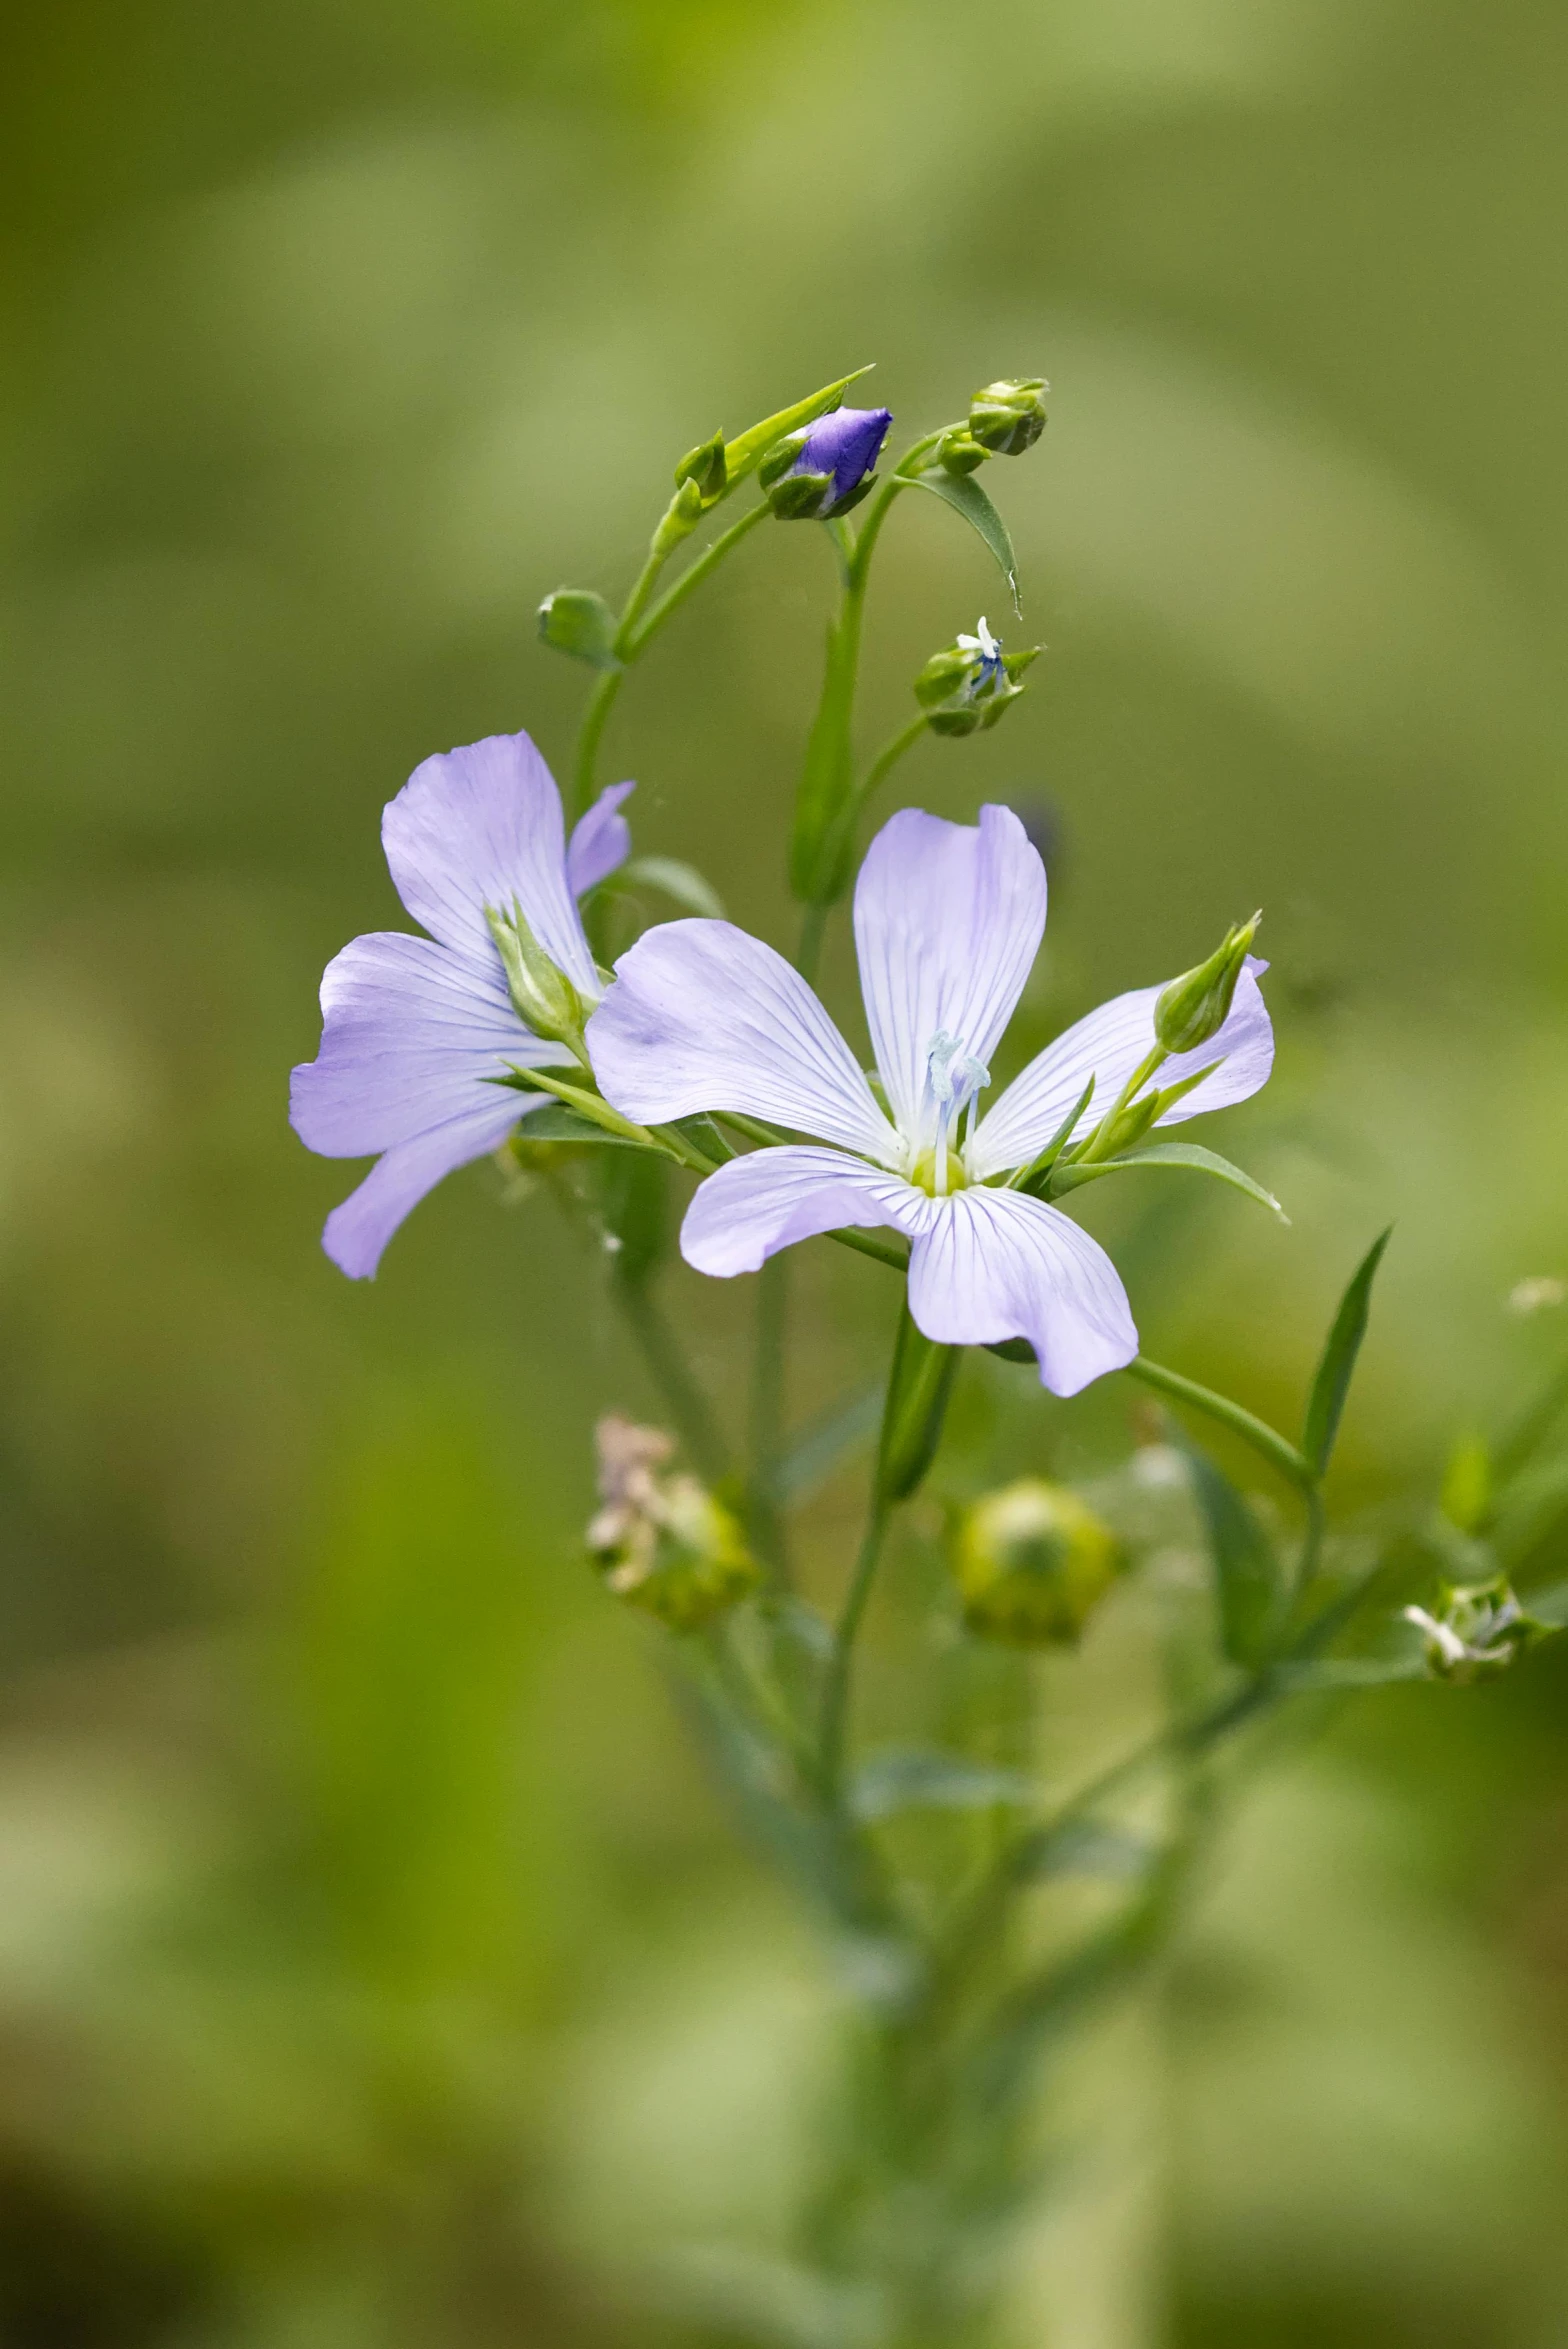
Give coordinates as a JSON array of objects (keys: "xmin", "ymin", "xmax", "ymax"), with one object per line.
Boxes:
[
  {"xmin": 321, "ymin": 1094, "xmax": 530, "ymax": 1280},
  {"xmin": 381, "ymin": 731, "xmax": 597, "ymax": 994},
  {"xmin": 854, "ymin": 805, "xmax": 1047, "ymax": 1139},
  {"xmin": 587, "ymin": 920, "xmax": 902, "ymax": 1165},
  {"xmin": 566, "ymin": 780, "xmax": 635, "ymax": 899},
  {"xmin": 681, "ymin": 1147, "xmax": 927, "ymax": 1277},
  {"xmin": 798, "ymin": 405, "xmax": 893, "ymax": 504},
  {"xmin": 289, "ymin": 931, "xmax": 551, "ymax": 1158},
  {"xmin": 969, "ymin": 957, "xmax": 1273, "ymax": 1182},
  {"xmin": 906, "ymin": 1187, "xmax": 1138, "ymax": 1397}
]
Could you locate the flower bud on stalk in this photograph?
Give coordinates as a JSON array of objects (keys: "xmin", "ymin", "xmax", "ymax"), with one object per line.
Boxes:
[
  {"xmin": 673, "ymin": 428, "xmax": 727, "ymax": 503},
  {"xmin": 1154, "ymin": 914, "xmax": 1261, "ymax": 1054},
  {"xmin": 587, "ymin": 1416, "xmax": 760, "ymax": 1631},
  {"xmin": 952, "ymin": 1478, "xmax": 1119, "ymax": 1645},
  {"xmin": 1404, "ymin": 1575, "xmax": 1549, "ymax": 1683},
  {"xmin": 485, "ymin": 901, "xmax": 591, "ymax": 1063},
  {"xmin": 968, "ymin": 377, "xmax": 1048, "ymax": 456},
  {"xmin": 915, "ymin": 618, "xmax": 1039, "ymax": 737},
  {"xmin": 759, "ymin": 405, "xmax": 893, "ymax": 521}
]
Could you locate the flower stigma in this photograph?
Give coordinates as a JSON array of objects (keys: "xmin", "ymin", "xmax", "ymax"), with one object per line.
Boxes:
[
  {"xmin": 917, "ymin": 1029, "xmax": 991, "ymax": 1195},
  {"xmin": 956, "ymin": 617, "xmax": 1005, "ymax": 697}
]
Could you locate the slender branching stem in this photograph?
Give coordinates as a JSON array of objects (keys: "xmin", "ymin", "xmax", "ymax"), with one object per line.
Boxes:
[
  {"xmin": 611, "ymin": 1274, "xmax": 729, "ymax": 1486},
  {"xmin": 818, "ymin": 1491, "xmax": 893, "ymax": 1799},
  {"xmin": 623, "ymin": 500, "xmax": 769, "ymax": 657}
]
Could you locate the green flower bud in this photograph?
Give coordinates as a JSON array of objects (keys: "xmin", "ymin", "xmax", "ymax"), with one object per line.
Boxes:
[
  {"xmin": 650, "ymin": 475, "xmax": 707, "ymax": 558},
  {"xmin": 952, "ymin": 1479, "xmax": 1119, "ymax": 1646},
  {"xmin": 1153, "ymin": 914, "xmax": 1261, "ymax": 1054},
  {"xmin": 1403, "ymin": 1574, "xmax": 1549, "ymax": 1683},
  {"xmin": 537, "ymin": 587, "xmax": 620, "ymax": 671},
  {"xmin": 968, "ymin": 377, "xmax": 1048, "ymax": 456},
  {"xmin": 485, "ymin": 900, "xmax": 590, "ymax": 1061},
  {"xmin": 936, "ymin": 428, "xmax": 987, "ymax": 476},
  {"xmin": 587, "ymin": 1416, "xmax": 760, "ymax": 1631},
  {"xmin": 674, "ymin": 428, "xmax": 727, "ymax": 502}
]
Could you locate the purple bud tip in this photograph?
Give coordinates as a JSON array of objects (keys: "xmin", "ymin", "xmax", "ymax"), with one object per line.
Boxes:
[{"xmin": 795, "ymin": 406, "xmax": 894, "ymax": 507}]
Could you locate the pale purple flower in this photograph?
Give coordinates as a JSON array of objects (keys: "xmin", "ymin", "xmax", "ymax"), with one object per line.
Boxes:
[
  {"xmin": 291, "ymin": 731, "xmax": 631, "ymax": 1279},
  {"xmin": 587, "ymin": 806, "xmax": 1272, "ymax": 1397}
]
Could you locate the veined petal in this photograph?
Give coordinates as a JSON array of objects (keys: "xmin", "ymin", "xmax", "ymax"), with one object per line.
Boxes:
[
  {"xmin": 854, "ymin": 805, "xmax": 1046, "ymax": 1141},
  {"xmin": 907, "ymin": 1187, "xmax": 1137, "ymax": 1397},
  {"xmin": 381, "ymin": 731, "xmax": 597, "ymax": 996},
  {"xmin": 321, "ymin": 1095, "xmax": 529, "ymax": 1280},
  {"xmin": 587, "ymin": 920, "xmax": 901, "ymax": 1165},
  {"xmin": 567, "ymin": 780, "xmax": 635, "ymax": 898},
  {"xmin": 681, "ymin": 1146, "xmax": 926, "ymax": 1277},
  {"xmin": 289, "ymin": 931, "xmax": 553, "ymax": 1159},
  {"xmin": 969, "ymin": 957, "xmax": 1273, "ymax": 1181}
]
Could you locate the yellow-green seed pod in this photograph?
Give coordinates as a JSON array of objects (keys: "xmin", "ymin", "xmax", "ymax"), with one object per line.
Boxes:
[
  {"xmin": 953, "ymin": 1478, "xmax": 1118, "ymax": 1645},
  {"xmin": 590, "ymin": 1467, "xmax": 760, "ymax": 1632}
]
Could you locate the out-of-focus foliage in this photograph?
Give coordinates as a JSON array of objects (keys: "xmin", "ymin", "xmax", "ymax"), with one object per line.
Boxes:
[{"xmin": 4, "ymin": 0, "xmax": 1568, "ymax": 2341}]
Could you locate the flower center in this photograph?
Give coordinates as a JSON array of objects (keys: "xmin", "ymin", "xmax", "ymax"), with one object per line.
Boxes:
[{"xmin": 916, "ymin": 1029, "xmax": 990, "ymax": 1195}]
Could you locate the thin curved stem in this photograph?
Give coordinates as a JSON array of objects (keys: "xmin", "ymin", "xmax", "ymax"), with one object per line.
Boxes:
[
  {"xmin": 624, "ymin": 500, "xmax": 769, "ymax": 656},
  {"xmin": 1123, "ymin": 1353, "xmax": 1315, "ymax": 1493},
  {"xmin": 571, "ymin": 668, "xmax": 626, "ymax": 818},
  {"xmin": 859, "ymin": 713, "xmax": 930, "ymax": 807}
]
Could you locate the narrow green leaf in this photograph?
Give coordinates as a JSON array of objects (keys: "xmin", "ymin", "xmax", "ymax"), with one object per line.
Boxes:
[
  {"xmin": 618, "ymin": 854, "xmax": 725, "ymax": 918},
  {"xmin": 1180, "ymin": 1440, "xmax": 1285, "ymax": 1666},
  {"xmin": 1014, "ymin": 1818, "xmax": 1153, "ymax": 1883},
  {"xmin": 907, "ymin": 471, "xmax": 1021, "ymax": 614},
  {"xmin": 773, "ymin": 1381, "xmax": 883, "ymax": 1504},
  {"xmin": 723, "ymin": 365, "xmax": 876, "ymax": 480},
  {"xmin": 849, "ymin": 1748, "xmax": 1035, "ymax": 1823},
  {"xmin": 1302, "ymin": 1227, "xmax": 1393, "ymax": 1477},
  {"xmin": 518, "ymin": 1103, "xmax": 661, "ymax": 1150},
  {"xmin": 1270, "ymin": 1655, "xmax": 1431, "ymax": 1690},
  {"xmin": 1009, "ymin": 1074, "xmax": 1096, "ymax": 1191},
  {"xmin": 1049, "ymin": 1141, "xmax": 1287, "ymax": 1220},
  {"xmin": 1525, "ymin": 1580, "xmax": 1568, "ymax": 1628}
]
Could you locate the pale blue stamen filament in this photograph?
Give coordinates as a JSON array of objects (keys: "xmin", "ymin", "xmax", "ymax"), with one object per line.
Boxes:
[{"xmin": 923, "ymin": 1030, "xmax": 991, "ymax": 1195}]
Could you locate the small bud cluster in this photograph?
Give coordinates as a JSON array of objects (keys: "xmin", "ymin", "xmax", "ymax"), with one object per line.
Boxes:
[
  {"xmin": 587, "ymin": 1416, "xmax": 760, "ymax": 1630},
  {"xmin": 951, "ymin": 1478, "xmax": 1119, "ymax": 1645},
  {"xmin": 915, "ymin": 618, "xmax": 1039, "ymax": 737},
  {"xmin": 1403, "ymin": 1574, "xmax": 1547, "ymax": 1683},
  {"xmin": 937, "ymin": 378, "xmax": 1048, "ymax": 476}
]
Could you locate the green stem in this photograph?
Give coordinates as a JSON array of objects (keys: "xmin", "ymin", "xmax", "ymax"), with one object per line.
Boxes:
[
  {"xmin": 818, "ymin": 1491, "xmax": 893, "ymax": 1799},
  {"xmin": 858, "ymin": 712, "xmax": 930, "ymax": 806},
  {"xmin": 796, "ymin": 902, "xmax": 828, "ymax": 988},
  {"xmin": 1124, "ymin": 1353, "xmax": 1315, "ymax": 1492},
  {"xmin": 612, "ymin": 1275, "xmax": 729, "ymax": 1486},
  {"xmin": 749, "ymin": 1255, "xmax": 790, "ymax": 1582},
  {"xmin": 571, "ymin": 668, "xmax": 626, "ymax": 818},
  {"xmin": 623, "ymin": 500, "xmax": 770, "ymax": 656}
]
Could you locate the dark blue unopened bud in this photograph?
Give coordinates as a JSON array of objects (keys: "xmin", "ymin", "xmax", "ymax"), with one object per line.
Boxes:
[{"xmin": 760, "ymin": 405, "xmax": 892, "ymax": 520}]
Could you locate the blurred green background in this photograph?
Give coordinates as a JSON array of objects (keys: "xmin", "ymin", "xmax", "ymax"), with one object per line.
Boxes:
[{"xmin": 5, "ymin": 0, "xmax": 1568, "ymax": 2341}]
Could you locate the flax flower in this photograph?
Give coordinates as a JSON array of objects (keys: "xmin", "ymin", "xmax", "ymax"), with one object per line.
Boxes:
[
  {"xmin": 291, "ymin": 731, "xmax": 631, "ymax": 1278},
  {"xmin": 587, "ymin": 806, "xmax": 1271, "ymax": 1395}
]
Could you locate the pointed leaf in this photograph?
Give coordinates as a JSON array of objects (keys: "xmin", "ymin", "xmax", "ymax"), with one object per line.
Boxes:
[
  {"xmin": 1302, "ymin": 1228, "xmax": 1393, "ymax": 1477},
  {"xmin": 849, "ymin": 1747, "xmax": 1035, "ymax": 1823},
  {"xmin": 773, "ymin": 1382, "xmax": 883, "ymax": 1505},
  {"xmin": 1180, "ymin": 1439, "xmax": 1285, "ymax": 1665},
  {"xmin": 908, "ymin": 471, "xmax": 1021, "ymax": 614},
  {"xmin": 1050, "ymin": 1141, "xmax": 1287, "ymax": 1221},
  {"xmin": 618, "ymin": 854, "xmax": 725, "ymax": 918},
  {"xmin": 519, "ymin": 1104, "xmax": 662, "ymax": 1150},
  {"xmin": 723, "ymin": 365, "xmax": 877, "ymax": 480}
]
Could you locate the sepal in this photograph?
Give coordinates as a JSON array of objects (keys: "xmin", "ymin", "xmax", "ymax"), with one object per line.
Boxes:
[
  {"xmin": 968, "ymin": 376, "xmax": 1048, "ymax": 455},
  {"xmin": 587, "ymin": 1416, "xmax": 761, "ymax": 1631}
]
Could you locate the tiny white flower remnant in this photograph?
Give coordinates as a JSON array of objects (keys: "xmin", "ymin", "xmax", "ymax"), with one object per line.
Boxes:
[{"xmin": 587, "ymin": 805, "xmax": 1274, "ymax": 1397}]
